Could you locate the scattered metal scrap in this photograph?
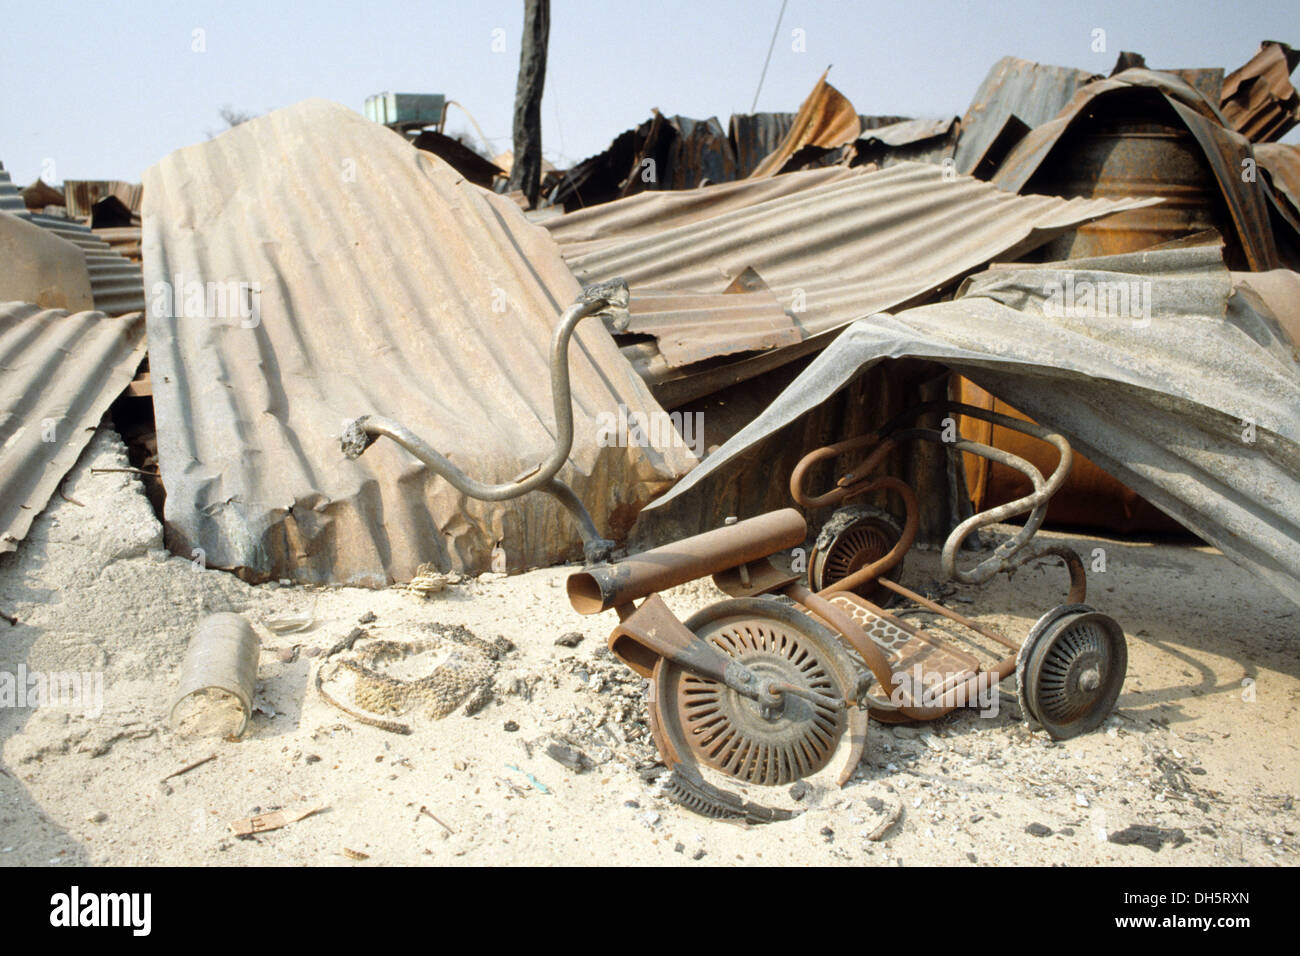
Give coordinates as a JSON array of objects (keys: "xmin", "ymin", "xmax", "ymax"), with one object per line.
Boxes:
[
  {"xmin": 343, "ymin": 281, "xmax": 1129, "ymax": 821},
  {"xmin": 0, "ymin": 163, "xmax": 145, "ymax": 316},
  {"xmin": 988, "ymin": 68, "xmax": 1292, "ymax": 271}
]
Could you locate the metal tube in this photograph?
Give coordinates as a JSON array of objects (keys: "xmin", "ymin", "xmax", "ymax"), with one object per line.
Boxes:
[
  {"xmin": 341, "ymin": 288, "xmax": 619, "ymax": 501},
  {"xmin": 567, "ymin": 509, "xmax": 807, "ymax": 614},
  {"xmin": 170, "ymin": 613, "xmax": 260, "ymax": 738}
]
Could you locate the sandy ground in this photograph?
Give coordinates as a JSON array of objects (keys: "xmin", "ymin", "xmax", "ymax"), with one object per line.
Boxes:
[{"xmin": 1, "ymin": 425, "xmax": 1296, "ymax": 867}]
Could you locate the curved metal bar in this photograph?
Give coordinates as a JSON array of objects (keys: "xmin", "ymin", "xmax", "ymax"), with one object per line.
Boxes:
[
  {"xmin": 816, "ymin": 476, "xmax": 919, "ymax": 596},
  {"xmin": 339, "ymin": 280, "xmax": 629, "ymax": 560},
  {"xmin": 1003, "ymin": 543, "xmax": 1088, "ymax": 604},
  {"xmin": 342, "ymin": 280, "xmax": 628, "ymax": 499}
]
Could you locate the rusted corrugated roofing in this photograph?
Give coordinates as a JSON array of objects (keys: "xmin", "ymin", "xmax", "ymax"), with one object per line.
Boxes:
[
  {"xmin": 859, "ymin": 117, "xmax": 956, "ymax": 148},
  {"xmin": 748, "ymin": 71, "xmax": 861, "ymax": 178},
  {"xmin": 1221, "ymin": 41, "xmax": 1300, "ymax": 142},
  {"xmin": 143, "ymin": 99, "xmax": 695, "ymax": 586},
  {"xmin": 850, "ymin": 116, "xmax": 960, "ymax": 171},
  {"xmin": 729, "ymin": 113, "xmax": 797, "ymax": 178},
  {"xmin": 728, "ymin": 112, "xmax": 912, "ymax": 178},
  {"xmin": 543, "ymin": 165, "xmax": 860, "ymax": 257},
  {"xmin": 954, "ymin": 56, "xmax": 1099, "ymax": 174},
  {"xmin": 62, "ymin": 180, "xmax": 144, "ymax": 219},
  {"xmin": 1256, "ymin": 142, "xmax": 1300, "ymax": 218},
  {"xmin": 0, "ymin": 303, "xmax": 146, "ymax": 553},
  {"xmin": 623, "ymin": 284, "xmax": 799, "ymax": 369},
  {"xmin": 558, "ymin": 161, "xmax": 1159, "ymax": 404}
]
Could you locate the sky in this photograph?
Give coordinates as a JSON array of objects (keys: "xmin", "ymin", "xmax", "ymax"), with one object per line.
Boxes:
[{"xmin": 0, "ymin": 0, "xmax": 1297, "ymax": 186}]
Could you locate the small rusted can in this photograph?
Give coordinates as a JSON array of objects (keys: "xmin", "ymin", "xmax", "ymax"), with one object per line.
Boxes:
[{"xmin": 170, "ymin": 613, "xmax": 260, "ymax": 738}]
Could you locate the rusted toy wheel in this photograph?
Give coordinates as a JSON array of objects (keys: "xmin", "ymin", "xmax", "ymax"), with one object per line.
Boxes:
[
  {"xmin": 649, "ymin": 598, "xmax": 867, "ymax": 819},
  {"xmin": 1016, "ymin": 604, "xmax": 1127, "ymax": 740},
  {"xmin": 809, "ymin": 505, "xmax": 907, "ymax": 607}
]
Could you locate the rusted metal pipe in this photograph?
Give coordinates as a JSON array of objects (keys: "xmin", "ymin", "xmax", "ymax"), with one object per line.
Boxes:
[
  {"xmin": 567, "ymin": 509, "xmax": 807, "ymax": 614},
  {"xmin": 816, "ymin": 476, "xmax": 918, "ymax": 595}
]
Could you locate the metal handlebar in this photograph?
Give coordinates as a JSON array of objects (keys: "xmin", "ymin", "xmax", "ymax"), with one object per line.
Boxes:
[{"xmin": 340, "ymin": 279, "xmax": 631, "ymax": 564}]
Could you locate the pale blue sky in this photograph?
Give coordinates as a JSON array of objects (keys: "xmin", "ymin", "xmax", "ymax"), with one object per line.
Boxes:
[{"xmin": 1, "ymin": 0, "xmax": 1296, "ymax": 185}]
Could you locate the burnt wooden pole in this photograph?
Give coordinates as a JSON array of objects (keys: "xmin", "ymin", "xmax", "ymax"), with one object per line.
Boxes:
[{"xmin": 508, "ymin": 0, "xmax": 550, "ymax": 208}]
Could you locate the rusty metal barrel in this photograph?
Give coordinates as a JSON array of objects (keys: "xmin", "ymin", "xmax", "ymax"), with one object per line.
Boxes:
[
  {"xmin": 567, "ymin": 509, "xmax": 807, "ymax": 614},
  {"xmin": 1026, "ymin": 92, "xmax": 1235, "ymax": 265}
]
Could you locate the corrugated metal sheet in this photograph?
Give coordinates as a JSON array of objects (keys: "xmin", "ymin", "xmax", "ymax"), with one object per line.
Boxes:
[
  {"xmin": 0, "ymin": 212, "xmax": 93, "ymax": 311},
  {"xmin": 729, "ymin": 113, "xmax": 797, "ymax": 178},
  {"xmin": 142, "ymin": 98, "xmax": 695, "ymax": 587},
  {"xmin": 623, "ymin": 285, "xmax": 799, "ymax": 368},
  {"xmin": 1256, "ymin": 142, "xmax": 1300, "ymax": 218},
  {"xmin": 0, "ymin": 164, "xmax": 26, "ymax": 214},
  {"xmin": 410, "ymin": 130, "xmax": 504, "ymax": 189},
  {"xmin": 748, "ymin": 71, "xmax": 861, "ymax": 178},
  {"xmin": 1221, "ymin": 41, "xmax": 1300, "ymax": 143},
  {"xmin": 647, "ymin": 245, "xmax": 1300, "ymax": 609},
  {"xmin": 0, "ymin": 303, "xmax": 146, "ymax": 553},
  {"xmin": 0, "ymin": 163, "xmax": 145, "ymax": 316},
  {"xmin": 991, "ymin": 69, "xmax": 1283, "ymax": 272},
  {"xmin": 92, "ymin": 225, "xmax": 143, "ymax": 263},
  {"xmin": 954, "ymin": 56, "xmax": 1099, "ymax": 174},
  {"xmin": 728, "ymin": 112, "xmax": 912, "ymax": 178},
  {"xmin": 851, "ymin": 116, "xmax": 960, "ymax": 171},
  {"xmin": 62, "ymin": 180, "xmax": 144, "ymax": 219},
  {"xmin": 559, "ymin": 161, "xmax": 1159, "ymax": 403},
  {"xmin": 543, "ymin": 165, "xmax": 861, "ymax": 257},
  {"xmin": 860, "ymin": 117, "xmax": 957, "ymax": 148}
]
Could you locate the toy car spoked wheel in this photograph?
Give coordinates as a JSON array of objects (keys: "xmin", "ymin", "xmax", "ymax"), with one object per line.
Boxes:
[
  {"xmin": 1016, "ymin": 604, "xmax": 1127, "ymax": 740},
  {"xmin": 809, "ymin": 505, "xmax": 907, "ymax": 607},
  {"xmin": 650, "ymin": 598, "xmax": 866, "ymax": 820}
]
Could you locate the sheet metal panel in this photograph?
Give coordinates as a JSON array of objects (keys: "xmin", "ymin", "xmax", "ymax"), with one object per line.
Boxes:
[
  {"xmin": 561, "ymin": 161, "xmax": 1159, "ymax": 403},
  {"xmin": 0, "ymin": 303, "xmax": 146, "ymax": 553},
  {"xmin": 1221, "ymin": 41, "xmax": 1300, "ymax": 143},
  {"xmin": 143, "ymin": 98, "xmax": 695, "ymax": 586},
  {"xmin": 954, "ymin": 56, "xmax": 1099, "ymax": 174},
  {"xmin": 748, "ymin": 72, "xmax": 861, "ymax": 178},
  {"xmin": 623, "ymin": 287, "xmax": 800, "ymax": 368},
  {"xmin": 1256, "ymin": 142, "xmax": 1300, "ymax": 218}
]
